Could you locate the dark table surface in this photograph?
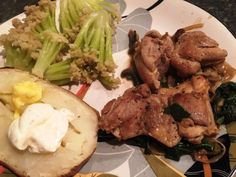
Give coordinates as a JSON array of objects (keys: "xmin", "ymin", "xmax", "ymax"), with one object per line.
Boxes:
[{"xmin": 0, "ymin": 0, "xmax": 235, "ymax": 38}]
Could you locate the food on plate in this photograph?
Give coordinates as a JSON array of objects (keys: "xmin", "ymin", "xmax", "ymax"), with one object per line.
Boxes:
[
  {"xmin": 12, "ymin": 81, "xmax": 43, "ymax": 118},
  {"xmin": 148, "ymin": 137, "xmax": 226, "ymax": 162},
  {"xmin": 158, "ymin": 76, "xmax": 218, "ymax": 144},
  {"xmin": 132, "ymin": 30, "xmax": 173, "ymax": 89},
  {"xmin": 100, "ymin": 27, "xmax": 236, "ymax": 163},
  {"xmin": 128, "ymin": 28, "xmax": 233, "ymax": 91},
  {"xmin": 170, "ymin": 31, "xmax": 227, "ymax": 77},
  {"xmin": 0, "ymin": 68, "xmax": 98, "ymax": 177},
  {"xmin": 8, "ymin": 103, "xmax": 75, "ymax": 153},
  {"xmin": 100, "ymin": 83, "xmax": 180, "ymax": 147},
  {"xmin": 99, "ymin": 76, "xmax": 217, "ymax": 147},
  {"xmin": 68, "ymin": 9, "xmax": 120, "ymax": 89},
  {"xmin": 212, "ymin": 81, "xmax": 236, "ymax": 124},
  {"xmin": 59, "ymin": 0, "xmax": 120, "ymax": 38},
  {"xmin": 0, "ymin": 0, "xmax": 66, "ymax": 73},
  {"xmin": 0, "ymin": 0, "xmax": 121, "ymax": 89}
]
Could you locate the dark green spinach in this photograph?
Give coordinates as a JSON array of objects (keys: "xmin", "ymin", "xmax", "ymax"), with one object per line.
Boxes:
[
  {"xmin": 164, "ymin": 103, "xmax": 190, "ymax": 122},
  {"xmin": 211, "ymin": 81, "xmax": 236, "ymax": 124}
]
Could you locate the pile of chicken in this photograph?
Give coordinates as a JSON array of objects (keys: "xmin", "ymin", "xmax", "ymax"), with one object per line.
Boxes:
[{"xmin": 99, "ymin": 29, "xmax": 230, "ymax": 148}]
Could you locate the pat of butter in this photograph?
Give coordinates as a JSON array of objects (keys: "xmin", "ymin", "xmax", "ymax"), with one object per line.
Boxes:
[
  {"xmin": 12, "ymin": 81, "xmax": 43, "ymax": 118},
  {"xmin": 8, "ymin": 103, "xmax": 75, "ymax": 153}
]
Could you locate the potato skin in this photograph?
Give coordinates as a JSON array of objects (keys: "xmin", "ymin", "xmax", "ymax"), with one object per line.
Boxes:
[{"xmin": 0, "ymin": 152, "xmax": 95, "ymax": 177}]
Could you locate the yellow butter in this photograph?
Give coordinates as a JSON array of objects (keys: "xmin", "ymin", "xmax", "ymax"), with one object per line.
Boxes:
[{"xmin": 12, "ymin": 81, "xmax": 43, "ymax": 118}]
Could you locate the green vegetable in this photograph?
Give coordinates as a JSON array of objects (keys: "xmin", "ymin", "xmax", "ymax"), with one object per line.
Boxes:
[
  {"xmin": 1, "ymin": 42, "xmax": 37, "ymax": 71},
  {"xmin": 163, "ymin": 139, "xmax": 213, "ymax": 161},
  {"xmin": 59, "ymin": 0, "xmax": 120, "ymax": 30},
  {"xmin": 59, "ymin": 0, "xmax": 120, "ymax": 40},
  {"xmin": 0, "ymin": 0, "xmax": 61, "ymax": 77},
  {"xmin": 0, "ymin": 18, "xmax": 42, "ymax": 71},
  {"xmin": 0, "ymin": 0, "xmax": 121, "ymax": 89},
  {"xmin": 98, "ymin": 130, "xmax": 223, "ymax": 162},
  {"xmin": 27, "ymin": 0, "xmax": 68, "ymax": 78},
  {"xmin": 26, "ymin": 0, "xmax": 58, "ymax": 36},
  {"xmin": 45, "ymin": 58, "xmax": 72, "ymax": 85},
  {"xmin": 164, "ymin": 103, "xmax": 190, "ymax": 122},
  {"xmin": 57, "ymin": 0, "xmax": 121, "ymax": 89},
  {"xmin": 69, "ymin": 10, "xmax": 120, "ymax": 89},
  {"xmin": 211, "ymin": 81, "xmax": 236, "ymax": 124},
  {"xmin": 147, "ymin": 138, "xmax": 219, "ymax": 161},
  {"xmin": 32, "ymin": 31, "xmax": 68, "ymax": 78},
  {"xmin": 60, "ymin": 0, "xmax": 102, "ymax": 32}
]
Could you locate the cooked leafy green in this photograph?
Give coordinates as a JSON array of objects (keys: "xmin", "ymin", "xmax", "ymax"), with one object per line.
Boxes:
[
  {"xmin": 163, "ymin": 139, "xmax": 214, "ymax": 161},
  {"xmin": 164, "ymin": 103, "xmax": 190, "ymax": 122},
  {"xmin": 211, "ymin": 81, "xmax": 236, "ymax": 124},
  {"xmin": 98, "ymin": 129, "xmax": 224, "ymax": 161}
]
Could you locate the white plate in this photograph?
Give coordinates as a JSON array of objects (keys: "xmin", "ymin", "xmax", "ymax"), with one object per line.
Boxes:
[{"xmin": 0, "ymin": 0, "xmax": 235, "ymax": 177}]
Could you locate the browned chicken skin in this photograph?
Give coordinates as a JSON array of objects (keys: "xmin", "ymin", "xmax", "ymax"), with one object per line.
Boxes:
[
  {"xmin": 134, "ymin": 30, "xmax": 174, "ymax": 89},
  {"xmin": 172, "ymin": 93, "xmax": 209, "ymax": 126},
  {"xmin": 144, "ymin": 95, "xmax": 181, "ymax": 147},
  {"xmin": 172, "ymin": 92, "xmax": 217, "ymax": 144},
  {"xmin": 100, "ymin": 84, "xmax": 150, "ymax": 139},
  {"xmin": 171, "ymin": 31, "xmax": 227, "ymax": 77}
]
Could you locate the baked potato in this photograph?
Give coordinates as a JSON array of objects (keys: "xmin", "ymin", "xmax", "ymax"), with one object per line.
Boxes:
[{"xmin": 0, "ymin": 68, "xmax": 98, "ymax": 177}]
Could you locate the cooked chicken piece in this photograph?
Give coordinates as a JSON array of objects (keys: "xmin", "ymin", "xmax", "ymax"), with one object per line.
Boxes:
[
  {"xmin": 172, "ymin": 92, "xmax": 217, "ymax": 144},
  {"xmin": 158, "ymin": 76, "xmax": 218, "ymax": 144},
  {"xmin": 144, "ymin": 95, "xmax": 181, "ymax": 147},
  {"xmin": 170, "ymin": 53, "xmax": 201, "ymax": 77},
  {"xmin": 158, "ymin": 75, "xmax": 211, "ymax": 106},
  {"xmin": 134, "ymin": 30, "xmax": 174, "ymax": 88},
  {"xmin": 177, "ymin": 118, "xmax": 207, "ymax": 144},
  {"xmin": 172, "ymin": 93, "xmax": 209, "ymax": 126},
  {"xmin": 171, "ymin": 31, "xmax": 227, "ymax": 77},
  {"xmin": 100, "ymin": 84, "xmax": 181, "ymax": 147},
  {"xmin": 100, "ymin": 84, "xmax": 150, "ymax": 139}
]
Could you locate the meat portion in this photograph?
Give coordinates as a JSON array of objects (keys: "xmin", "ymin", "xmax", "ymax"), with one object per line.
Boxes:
[
  {"xmin": 170, "ymin": 53, "xmax": 201, "ymax": 77},
  {"xmin": 134, "ymin": 30, "xmax": 174, "ymax": 89},
  {"xmin": 144, "ymin": 95, "xmax": 181, "ymax": 147},
  {"xmin": 158, "ymin": 75, "xmax": 213, "ymax": 105},
  {"xmin": 172, "ymin": 92, "xmax": 216, "ymax": 144},
  {"xmin": 131, "ymin": 30, "xmax": 228, "ymax": 85},
  {"xmin": 177, "ymin": 118, "xmax": 207, "ymax": 144},
  {"xmin": 100, "ymin": 76, "xmax": 218, "ymax": 146},
  {"xmin": 100, "ymin": 84, "xmax": 150, "ymax": 139},
  {"xmin": 158, "ymin": 76, "xmax": 218, "ymax": 144},
  {"xmin": 172, "ymin": 93, "xmax": 209, "ymax": 126},
  {"xmin": 171, "ymin": 31, "xmax": 227, "ymax": 77},
  {"xmin": 99, "ymin": 84, "xmax": 181, "ymax": 147},
  {"xmin": 108, "ymin": 29, "xmax": 226, "ymax": 148}
]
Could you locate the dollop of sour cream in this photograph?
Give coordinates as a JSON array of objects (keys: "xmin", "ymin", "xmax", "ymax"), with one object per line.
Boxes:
[{"xmin": 8, "ymin": 103, "xmax": 75, "ymax": 153}]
